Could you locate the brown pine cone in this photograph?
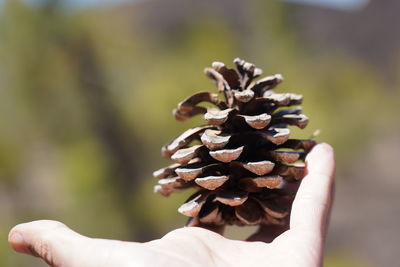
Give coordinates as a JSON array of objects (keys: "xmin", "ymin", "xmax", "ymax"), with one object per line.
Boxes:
[{"xmin": 153, "ymin": 58, "xmax": 316, "ymax": 228}]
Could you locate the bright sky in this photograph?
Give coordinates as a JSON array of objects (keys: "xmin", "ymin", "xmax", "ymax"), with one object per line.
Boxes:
[
  {"xmin": 0, "ymin": 0, "xmax": 370, "ymax": 11},
  {"xmin": 284, "ymin": 0, "xmax": 369, "ymax": 10}
]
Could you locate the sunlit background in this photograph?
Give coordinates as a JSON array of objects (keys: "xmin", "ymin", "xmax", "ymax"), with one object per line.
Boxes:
[{"xmin": 0, "ymin": 0, "xmax": 399, "ymax": 266}]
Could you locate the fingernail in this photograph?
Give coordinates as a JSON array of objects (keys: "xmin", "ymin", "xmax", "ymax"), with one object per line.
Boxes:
[
  {"xmin": 9, "ymin": 232, "xmax": 25, "ymax": 245},
  {"xmin": 9, "ymin": 232, "xmax": 32, "ymax": 255}
]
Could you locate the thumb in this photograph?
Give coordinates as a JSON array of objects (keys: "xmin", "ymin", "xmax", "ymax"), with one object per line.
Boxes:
[{"xmin": 8, "ymin": 220, "xmax": 90, "ymax": 266}]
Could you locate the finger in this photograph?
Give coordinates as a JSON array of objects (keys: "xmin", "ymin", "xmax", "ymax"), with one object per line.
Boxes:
[
  {"xmin": 9, "ymin": 220, "xmax": 172, "ymax": 267},
  {"xmin": 290, "ymin": 143, "xmax": 335, "ymax": 236},
  {"xmin": 8, "ymin": 220, "xmax": 92, "ymax": 266}
]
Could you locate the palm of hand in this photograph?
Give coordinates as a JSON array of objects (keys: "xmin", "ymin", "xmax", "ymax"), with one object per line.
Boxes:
[
  {"xmin": 9, "ymin": 144, "xmax": 334, "ymax": 267},
  {"xmin": 143, "ymin": 225, "xmax": 322, "ymax": 267}
]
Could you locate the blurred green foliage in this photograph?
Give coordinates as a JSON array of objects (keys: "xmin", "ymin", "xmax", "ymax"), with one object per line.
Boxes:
[{"xmin": 0, "ymin": 0, "xmax": 397, "ymax": 266}]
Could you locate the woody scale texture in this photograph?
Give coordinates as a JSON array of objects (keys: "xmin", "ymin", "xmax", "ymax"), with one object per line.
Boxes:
[{"xmin": 153, "ymin": 58, "xmax": 316, "ymax": 228}]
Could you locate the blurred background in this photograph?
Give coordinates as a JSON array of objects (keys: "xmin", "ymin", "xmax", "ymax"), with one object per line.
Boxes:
[{"xmin": 0, "ymin": 0, "xmax": 399, "ymax": 266}]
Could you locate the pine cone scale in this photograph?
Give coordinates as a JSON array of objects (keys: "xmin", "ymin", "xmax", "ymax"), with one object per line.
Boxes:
[{"xmin": 154, "ymin": 58, "xmax": 316, "ymax": 227}]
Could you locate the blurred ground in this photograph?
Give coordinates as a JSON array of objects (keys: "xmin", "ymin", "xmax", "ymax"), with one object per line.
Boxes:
[
  {"xmin": 328, "ymin": 130, "xmax": 400, "ymax": 266},
  {"xmin": 0, "ymin": 0, "xmax": 399, "ymax": 266}
]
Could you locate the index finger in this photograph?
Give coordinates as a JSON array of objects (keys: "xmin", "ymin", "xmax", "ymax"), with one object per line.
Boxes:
[{"xmin": 290, "ymin": 143, "xmax": 335, "ymax": 236}]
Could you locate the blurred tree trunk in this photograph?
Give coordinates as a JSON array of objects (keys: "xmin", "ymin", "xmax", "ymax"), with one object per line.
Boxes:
[
  {"xmin": 65, "ymin": 35, "xmax": 156, "ymax": 241},
  {"xmin": 13, "ymin": 0, "xmax": 157, "ymax": 241}
]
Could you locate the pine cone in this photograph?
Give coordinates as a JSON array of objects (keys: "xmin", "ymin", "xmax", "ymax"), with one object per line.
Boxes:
[{"xmin": 153, "ymin": 58, "xmax": 316, "ymax": 228}]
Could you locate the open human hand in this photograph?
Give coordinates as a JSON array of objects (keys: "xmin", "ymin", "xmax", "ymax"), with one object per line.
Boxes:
[{"xmin": 8, "ymin": 143, "xmax": 335, "ymax": 267}]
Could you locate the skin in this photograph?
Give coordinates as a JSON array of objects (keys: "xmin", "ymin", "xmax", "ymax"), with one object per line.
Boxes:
[{"xmin": 8, "ymin": 143, "xmax": 335, "ymax": 267}]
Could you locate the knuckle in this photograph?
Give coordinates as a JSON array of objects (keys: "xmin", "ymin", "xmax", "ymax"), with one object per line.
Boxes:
[
  {"xmin": 33, "ymin": 227, "xmax": 63, "ymax": 266},
  {"xmin": 33, "ymin": 236, "xmax": 57, "ymax": 266}
]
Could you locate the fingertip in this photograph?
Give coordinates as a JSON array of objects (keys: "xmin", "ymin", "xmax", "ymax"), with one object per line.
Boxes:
[
  {"xmin": 8, "ymin": 220, "xmax": 74, "ymax": 257},
  {"xmin": 306, "ymin": 143, "xmax": 335, "ymax": 175},
  {"xmin": 8, "ymin": 220, "xmax": 92, "ymax": 267},
  {"xmin": 307, "ymin": 143, "xmax": 334, "ymax": 159},
  {"xmin": 8, "ymin": 230, "xmax": 30, "ymax": 255},
  {"xmin": 8, "ymin": 222, "xmax": 33, "ymax": 256}
]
